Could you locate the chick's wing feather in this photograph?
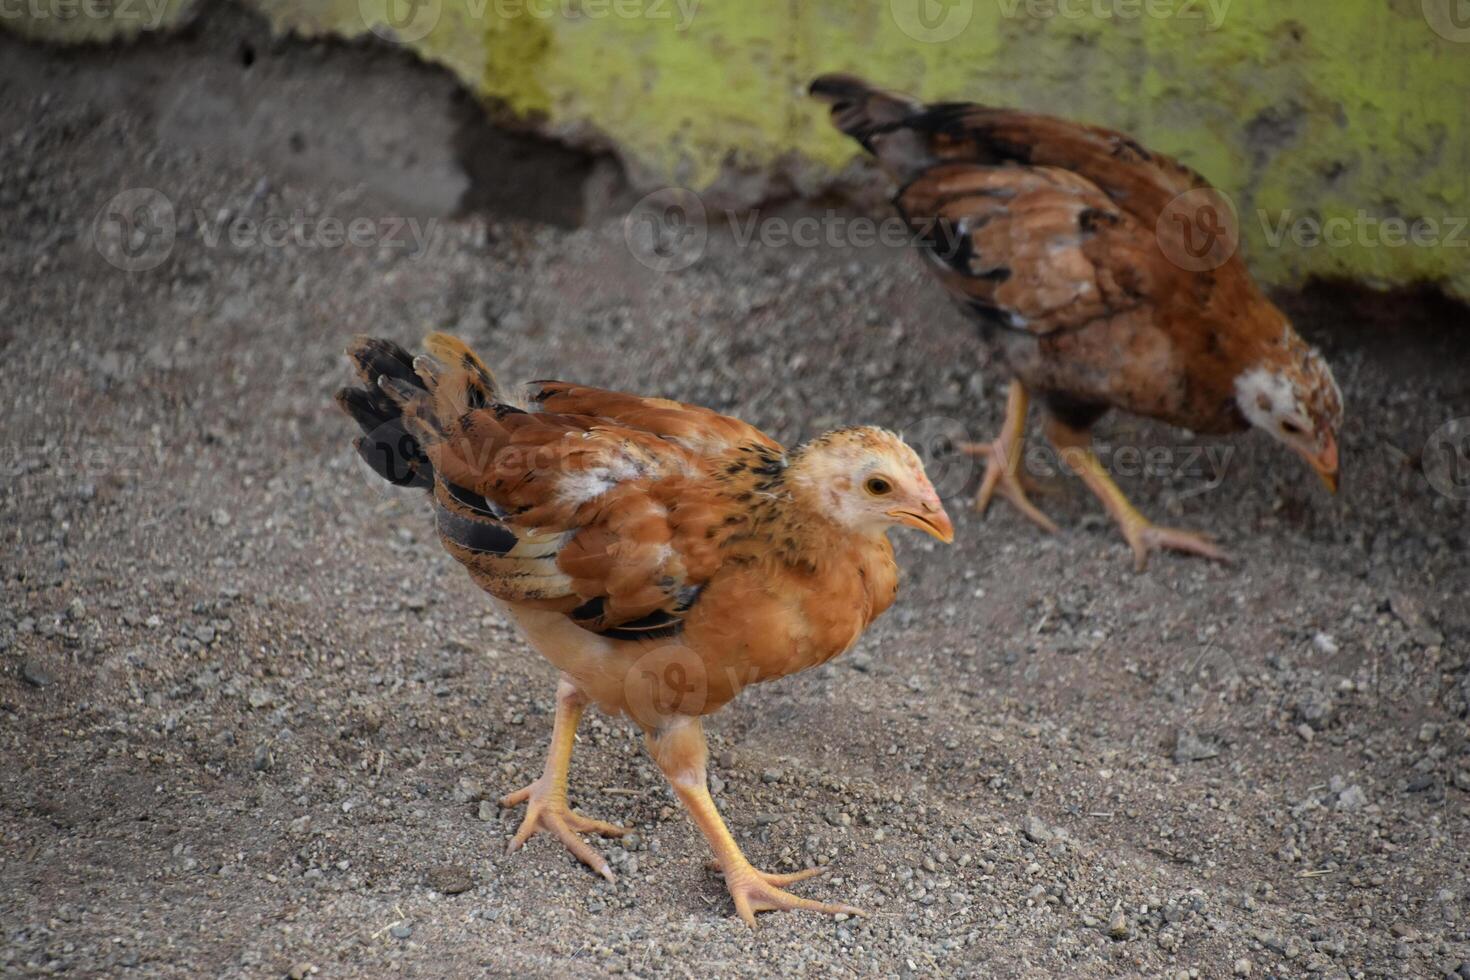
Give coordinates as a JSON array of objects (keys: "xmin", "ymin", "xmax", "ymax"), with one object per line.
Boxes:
[
  {"xmin": 385, "ymin": 365, "xmax": 777, "ymax": 638},
  {"xmin": 528, "ymin": 382, "xmax": 782, "ymax": 456}
]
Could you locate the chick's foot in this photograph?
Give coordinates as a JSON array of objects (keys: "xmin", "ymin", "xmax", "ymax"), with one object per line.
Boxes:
[{"xmin": 501, "ymin": 779, "xmax": 627, "ymax": 882}]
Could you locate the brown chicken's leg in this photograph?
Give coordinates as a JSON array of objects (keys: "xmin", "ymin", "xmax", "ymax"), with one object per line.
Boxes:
[
  {"xmin": 500, "ymin": 676, "xmax": 627, "ymax": 881},
  {"xmin": 646, "ymin": 717, "xmax": 863, "ymax": 928},
  {"xmin": 958, "ymin": 381, "xmax": 1059, "ymax": 533},
  {"xmin": 1045, "ymin": 417, "xmax": 1229, "ymax": 572}
]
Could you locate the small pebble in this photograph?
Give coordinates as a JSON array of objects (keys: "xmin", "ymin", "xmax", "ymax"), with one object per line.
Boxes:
[
  {"xmin": 1335, "ymin": 784, "xmax": 1368, "ymax": 811},
  {"xmin": 21, "ymin": 658, "xmax": 53, "ymax": 688},
  {"xmin": 427, "ymin": 865, "xmax": 474, "ymax": 895},
  {"xmin": 1174, "ymin": 730, "xmax": 1220, "ymax": 763}
]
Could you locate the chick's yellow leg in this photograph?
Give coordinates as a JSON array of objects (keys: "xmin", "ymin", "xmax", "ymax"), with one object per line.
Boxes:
[
  {"xmin": 1045, "ymin": 418, "xmax": 1229, "ymax": 572},
  {"xmin": 646, "ymin": 718, "xmax": 863, "ymax": 928},
  {"xmin": 958, "ymin": 381, "xmax": 1058, "ymax": 533},
  {"xmin": 500, "ymin": 676, "xmax": 627, "ymax": 882}
]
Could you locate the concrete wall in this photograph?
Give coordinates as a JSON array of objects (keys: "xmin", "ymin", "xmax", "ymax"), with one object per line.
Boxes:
[{"xmin": 9, "ymin": 0, "xmax": 1469, "ymax": 300}]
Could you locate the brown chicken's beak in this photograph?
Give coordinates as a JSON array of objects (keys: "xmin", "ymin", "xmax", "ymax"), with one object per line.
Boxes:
[
  {"xmin": 889, "ymin": 505, "xmax": 956, "ymax": 544},
  {"xmin": 1302, "ymin": 433, "xmax": 1340, "ymax": 494}
]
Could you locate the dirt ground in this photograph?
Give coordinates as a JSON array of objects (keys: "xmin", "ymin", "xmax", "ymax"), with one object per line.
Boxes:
[{"xmin": 3, "ymin": 10, "xmax": 1469, "ymax": 979}]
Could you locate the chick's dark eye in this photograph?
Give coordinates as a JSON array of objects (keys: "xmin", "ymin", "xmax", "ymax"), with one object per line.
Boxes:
[{"xmin": 865, "ymin": 477, "xmax": 893, "ymax": 496}]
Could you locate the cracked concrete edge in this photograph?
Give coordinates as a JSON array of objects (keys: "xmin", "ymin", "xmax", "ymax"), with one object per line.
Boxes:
[{"xmin": 5, "ymin": 0, "xmax": 1468, "ymax": 301}]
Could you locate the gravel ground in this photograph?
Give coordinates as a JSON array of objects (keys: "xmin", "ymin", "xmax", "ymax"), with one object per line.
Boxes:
[{"xmin": 3, "ymin": 12, "xmax": 1469, "ymax": 979}]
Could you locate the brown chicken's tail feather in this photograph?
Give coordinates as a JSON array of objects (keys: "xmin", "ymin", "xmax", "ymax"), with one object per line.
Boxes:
[
  {"xmin": 809, "ymin": 73, "xmax": 934, "ymax": 184},
  {"xmin": 337, "ymin": 334, "xmax": 509, "ymax": 492},
  {"xmin": 809, "ymin": 74, "xmax": 921, "ymax": 140}
]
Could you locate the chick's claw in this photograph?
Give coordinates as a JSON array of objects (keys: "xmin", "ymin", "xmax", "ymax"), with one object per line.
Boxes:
[
  {"xmin": 706, "ymin": 860, "xmax": 826, "ymax": 887},
  {"xmin": 500, "ymin": 781, "xmax": 627, "ymax": 883},
  {"xmin": 722, "ymin": 865, "xmax": 866, "ymax": 929}
]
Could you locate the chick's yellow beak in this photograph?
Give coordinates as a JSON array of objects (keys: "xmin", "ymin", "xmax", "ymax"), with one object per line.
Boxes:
[{"xmin": 888, "ymin": 504, "xmax": 955, "ymax": 544}]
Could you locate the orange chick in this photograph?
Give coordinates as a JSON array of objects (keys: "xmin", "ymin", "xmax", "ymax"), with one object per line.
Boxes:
[{"xmin": 337, "ymin": 334, "xmax": 953, "ymax": 926}]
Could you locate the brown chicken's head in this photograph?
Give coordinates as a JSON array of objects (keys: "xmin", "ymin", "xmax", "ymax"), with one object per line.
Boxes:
[
  {"xmin": 789, "ymin": 427, "xmax": 955, "ymax": 543},
  {"xmin": 1235, "ymin": 344, "xmax": 1344, "ymax": 493}
]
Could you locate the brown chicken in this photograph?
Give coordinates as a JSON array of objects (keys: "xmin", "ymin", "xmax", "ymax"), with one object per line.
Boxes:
[
  {"xmin": 336, "ymin": 334, "xmax": 953, "ymax": 926},
  {"xmin": 812, "ymin": 75, "xmax": 1343, "ymax": 570}
]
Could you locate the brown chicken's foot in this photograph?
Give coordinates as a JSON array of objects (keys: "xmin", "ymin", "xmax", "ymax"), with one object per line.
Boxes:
[
  {"xmin": 1115, "ymin": 516, "xmax": 1230, "ymax": 574},
  {"xmin": 958, "ymin": 440, "xmax": 1058, "ymax": 533},
  {"xmin": 648, "ymin": 717, "xmax": 864, "ymax": 928},
  {"xmin": 1045, "ymin": 418, "xmax": 1230, "ymax": 572},
  {"xmin": 958, "ymin": 381, "xmax": 1059, "ymax": 533},
  {"xmin": 500, "ymin": 677, "xmax": 627, "ymax": 882}
]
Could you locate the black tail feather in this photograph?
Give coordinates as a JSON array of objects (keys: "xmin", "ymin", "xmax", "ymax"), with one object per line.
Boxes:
[
  {"xmin": 809, "ymin": 73, "xmax": 922, "ymax": 145},
  {"xmin": 810, "ymin": 73, "xmax": 935, "ymax": 184},
  {"xmin": 338, "ymin": 337, "xmax": 435, "ymax": 489},
  {"xmin": 347, "ymin": 337, "xmax": 419, "ymax": 389}
]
